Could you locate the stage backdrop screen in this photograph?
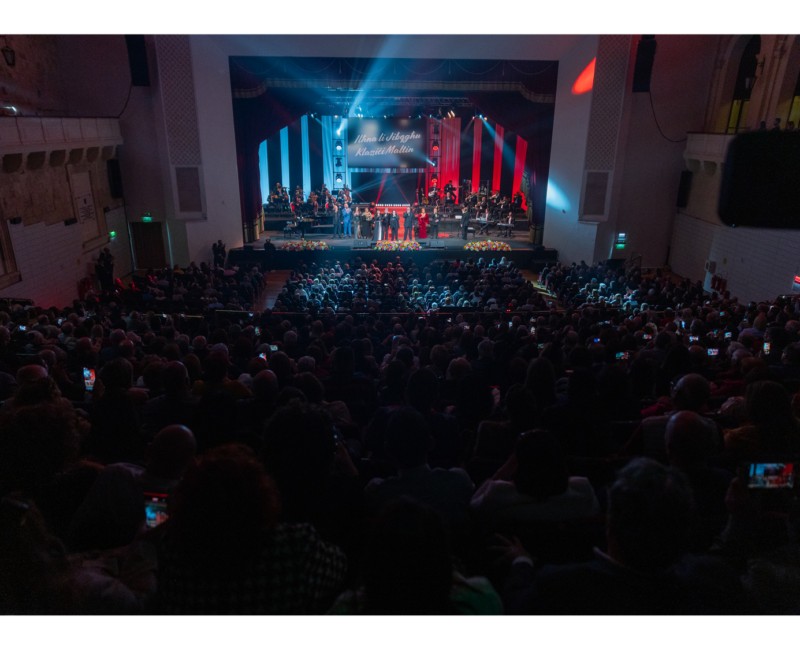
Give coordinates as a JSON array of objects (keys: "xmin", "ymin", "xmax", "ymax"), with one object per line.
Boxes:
[{"xmin": 348, "ymin": 119, "xmax": 427, "ymax": 168}]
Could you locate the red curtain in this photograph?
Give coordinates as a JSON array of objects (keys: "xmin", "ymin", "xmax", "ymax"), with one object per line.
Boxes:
[{"xmin": 439, "ymin": 117, "xmax": 462, "ymax": 202}]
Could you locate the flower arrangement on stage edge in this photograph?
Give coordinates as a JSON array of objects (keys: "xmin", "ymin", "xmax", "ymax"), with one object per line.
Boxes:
[
  {"xmin": 463, "ymin": 240, "xmax": 512, "ymax": 252},
  {"xmin": 375, "ymin": 240, "xmax": 421, "ymax": 252},
  {"xmin": 281, "ymin": 240, "xmax": 329, "ymax": 251}
]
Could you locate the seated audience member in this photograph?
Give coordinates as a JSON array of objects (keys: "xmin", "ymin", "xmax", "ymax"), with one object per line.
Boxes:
[
  {"xmin": 87, "ymin": 359, "xmax": 145, "ymax": 464},
  {"xmin": 237, "ymin": 369, "xmax": 280, "ymax": 437},
  {"xmin": 329, "ymin": 499, "xmax": 502, "ymax": 614},
  {"xmin": 155, "ymin": 444, "xmax": 347, "ymax": 614},
  {"xmin": 261, "ymin": 401, "xmax": 364, "ymax": 550},
  {"xmin": 365, "ymin": 408, "xmax": 474, "ymax": 528},
  {"xmin": 498, "ymin": 458, "xmax": 745, "ymax": 614},
  {"xmin": 0, "ymin": 497, "xmax": 140, "ymax": 614},
  {"xmin": 293, "ymin": 372, "xmax": 352, "ymax": 423},
  {"xmin": 1, "ymin": 364, "xmax": 52, "ymax": 413},
  {"xmin": 142, "ymin": 362, "xmax": 199, "ymax": 434},
  {"xmin": 618, "ymin": 373, "xmax": 715, "ymax": 462},
  {"xmin": 191, "ymin": 351, "xmax": 252, "ymax": 400},
  {"xmin": 724, "ymin": 380, "xmax": 800, "ymax": 462},
  {"xmin": 664, "ymin": 411, "xmax": 732, "ymax": 550},
  {"xmin": 470, "ymin": 429, "xmax": 599, "ymax": 526},
  {"xmin": 69, "ymin": 427, "xmax": 195, "ymax": 553},
  {"xmin": 0, "ymin": 402, "xmax": 98, "ymax": 542}
]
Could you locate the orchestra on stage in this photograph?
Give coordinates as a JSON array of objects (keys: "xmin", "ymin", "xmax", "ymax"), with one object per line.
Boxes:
[{"xmin": 264, "ymin": 179, "xmax": 525, "ymax": 242}]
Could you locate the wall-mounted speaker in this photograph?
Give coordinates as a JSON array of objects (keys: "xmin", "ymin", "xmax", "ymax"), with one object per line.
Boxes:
[
  {"xmin": 632, "ymin": 36, "xmax": 657, "ymax": 93},
  {"xmin": 125, "ymin": 35, "xmax": 151, "ymax": 87},
  {"xmin": 107, "ymin": 159, "xmax": 124, "ymax": 199},
  {"xmin": 676, "ymin": 170, "xmax": 693, "ymax": 208}
]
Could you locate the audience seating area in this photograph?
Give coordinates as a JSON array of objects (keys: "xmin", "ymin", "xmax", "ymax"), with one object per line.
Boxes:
[{"xmin": 1, "ymin": 254, "xmax": 800, "ymax": 614}]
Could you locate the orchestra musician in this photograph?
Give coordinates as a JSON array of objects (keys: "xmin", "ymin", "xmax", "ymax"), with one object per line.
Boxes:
[
  {"xmin": 513, "ymin": 191, "xmax": 523, "ymax": 211},
  {"xmin": 428, "ymin": 185, "xmax": 440, "ymax": 207}
]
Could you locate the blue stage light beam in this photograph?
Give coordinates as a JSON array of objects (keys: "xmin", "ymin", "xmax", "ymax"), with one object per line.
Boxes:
[
  {"xmin": 546, "ymin": 179, "xmax": 570, "ymax": 211},
  {"xmin": 258, "ymin": 140, "xmax": 270, "ymax": 202},
  {"xmin": 301, "ymin": 115, "xmax": 311, "ymax": 199},
  {"xmin": 280, "ymin": 127, "xmax": 290, "ymax": 189}
]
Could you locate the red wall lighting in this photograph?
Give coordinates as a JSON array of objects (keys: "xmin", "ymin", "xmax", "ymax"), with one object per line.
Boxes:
[{"xmin": 572, "ymin": 58, "xmax": 596, "ymax": 95}]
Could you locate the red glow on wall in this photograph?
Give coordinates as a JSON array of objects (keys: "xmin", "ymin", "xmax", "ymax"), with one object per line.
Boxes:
[{"xmin": 572, "ymin": 58, "xmax": 596, "ymax": 95}]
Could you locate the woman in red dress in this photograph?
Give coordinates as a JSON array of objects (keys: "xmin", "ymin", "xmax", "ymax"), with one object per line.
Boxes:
[{"xmin": 418, "ymin": 209, "xmax": 429, "ymax": 239}]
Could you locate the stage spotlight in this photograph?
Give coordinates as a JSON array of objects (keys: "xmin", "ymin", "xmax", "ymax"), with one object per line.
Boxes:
[
  {"xmin": 432, "ymin": 140, "xmax": 439, "ymax": 152},
  {"xmin": 335, "ymin": 141, "xmax": 343, "ymax": 151},
  {"xmin": 335, "ymin": 158, "xmax": 343, "ymax": 167},
  {"xmin": 433, "ymin": 124, "xmax": 440, "ymax": 135},
  {"xmin": 335, "ymin": 174, "xmax": 343, "ymax": 184},
  {"xmin": 479, "ymin": 114, "xmax": 483, "ymax": 119}
]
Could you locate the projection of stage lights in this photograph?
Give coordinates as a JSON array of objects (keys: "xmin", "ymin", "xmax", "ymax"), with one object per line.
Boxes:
[
  {"xmin": 546, "ymin": 179, "xmax": 570, "ymax": 212},
  {"xmin": 572, "ymin": 58, "xmax": 596, "ymax": 95}
]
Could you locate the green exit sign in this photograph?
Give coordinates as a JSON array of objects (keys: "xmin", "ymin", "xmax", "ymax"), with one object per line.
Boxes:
[
  {"xmin": 615, "ymin": 243, "xmax": 625, "ymax": 249},
  {"xmin": 109, "ymin": 231, "xmax": 116, "ymax": 237},
  {"xmin": 142, "ymin": 216, "xmax": 152, "ymax": 222}
]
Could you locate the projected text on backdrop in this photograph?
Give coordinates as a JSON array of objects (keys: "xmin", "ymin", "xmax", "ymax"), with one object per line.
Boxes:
[{"xmin": 348, "ymin": 119, "xmax": 427, "ymax": 168}]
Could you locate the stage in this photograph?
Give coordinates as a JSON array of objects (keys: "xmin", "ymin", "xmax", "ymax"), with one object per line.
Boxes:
[{"xmin": 229, "ymin": 224, "xmax": 557, "ymax": 271}]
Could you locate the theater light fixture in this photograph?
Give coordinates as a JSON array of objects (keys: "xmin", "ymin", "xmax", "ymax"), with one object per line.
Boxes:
[
  {"xmin": 335, "ymin": 158, "xmax": 343, "ymax": 168},
  {"xmin": 432, "ymin": 140, "xmax": 439, "ymax": 152},
  {"xmin": 433, "ymin": 124, "xmax": 440, "ymax": 135},
  {"xmin": 335, "ymin": 141, "xmax": 343, "ymax": 151},
  {"xmin": 335, "ymin": 174, "xmax": 343, "ymax": 184}
]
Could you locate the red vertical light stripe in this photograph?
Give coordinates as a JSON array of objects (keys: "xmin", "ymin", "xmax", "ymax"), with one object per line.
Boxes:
[
  {"xmin": 492, "ymin": 124, "xmax": 504, "ymax": 192},
  {"xmin": 472, "ymin": 119, "xmax": 482, "ymax": 193},
  {"xmin": 440, "ymin": 118, "xmax": 461, "ymax": 203},
  {"xmin": 513, "ymin": 135, "xmax": 528, "ymax": 210}
]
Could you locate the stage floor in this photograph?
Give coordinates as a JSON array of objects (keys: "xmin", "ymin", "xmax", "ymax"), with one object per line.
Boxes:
[
  {"xmin": 255, "ymin": 227, "xmax": 537, "ymax": 252},
  {"xmin": 230, "ymin": 225, "xmax": 558, "ymax": 272}
]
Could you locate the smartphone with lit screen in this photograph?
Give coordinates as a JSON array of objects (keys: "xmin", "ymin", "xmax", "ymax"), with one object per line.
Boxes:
[
  {"xmin": 83, "ymin": 368, "xmax": 96, "ymax": 391},
  {"xmin": 747, "ymin": 463, "xmax": 794, "ymax": 489},
  {"xmin": 144, "ymin": 493, "xmax": 169, "ymax": 528}
]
